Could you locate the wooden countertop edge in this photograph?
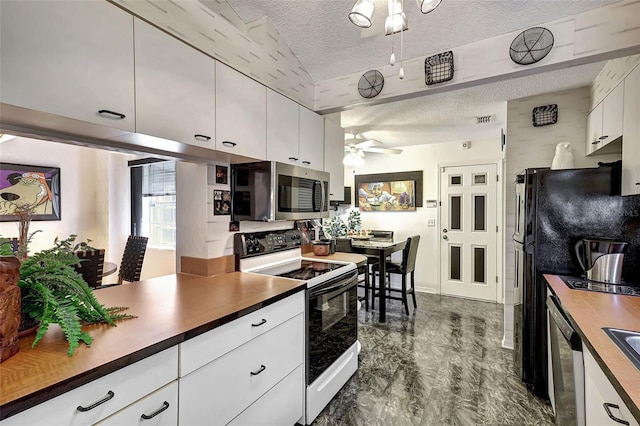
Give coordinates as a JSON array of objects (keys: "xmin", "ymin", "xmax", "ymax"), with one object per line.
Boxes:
[
  {"xmin": 0, "ymin": 272, "xmax": 307, "ymax": 420},
  {"xmin": 544, "ymin": 274, "xmax": 640, "ymax": 422}
]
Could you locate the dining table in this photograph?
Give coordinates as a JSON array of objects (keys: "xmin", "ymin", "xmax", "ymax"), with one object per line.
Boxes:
[
  {"xmin": 343, "ymin": 238, "xmax": 407, "ymax": 322},
  {"xmin": 102, "ymin": 261, "xmax": 117, "ymax": 277}
]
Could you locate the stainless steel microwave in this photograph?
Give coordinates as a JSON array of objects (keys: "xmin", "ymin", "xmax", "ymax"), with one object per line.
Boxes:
[{"xmin": 231, "ymin": 161, "xmax": 330, "ymax": 221}]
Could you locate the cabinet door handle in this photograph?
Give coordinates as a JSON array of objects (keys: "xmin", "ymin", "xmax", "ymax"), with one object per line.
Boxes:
[
  {"xmin": 288, "ymin": 157, "xmax": 298, "ymax": 162},
  {"xmin": 592, "ymin": 140, "xmax": 600, "ymax": 145},
  {"xmin": 194, "ymin": 134, "xmax": 211, "ymax": 142},
  {"xmin": 97, "ymin": 110, "xmax": 126, "ymax": 120},
  {"xmin": 635, "ymin": 182, "xmax": 640, "ymax": 186},
  {"xmin": 76, "ymin": 390, "xmax": 115, "ymax": 412},
  {"xmin": 603, "ymin": 403, "xmax": 630, "ymax": 425},
  {"xmin": 141, "ymin": 401, "xmax": 170, "ymax": 420},
  {"xmin": 302, "ymin": 161, "xmax": 311, "ymax": 165},
  {"xmin": 251, "ymin": 318, "xmax": 267, "ymax": 327},
  {"xmin": 222, "ymin": 141, "xmax": 237, "ymax": 148},
  {"xmin": 250, "ymin": 365, "xmax": 266, "ymax": 376},
  {"xmin": 599, "ymin": 135, "xmax": 609, "ymax": 140}
]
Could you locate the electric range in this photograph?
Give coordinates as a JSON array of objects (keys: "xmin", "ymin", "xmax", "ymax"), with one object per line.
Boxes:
[
  {"xmin": 561, "ymin": 276, "xmax": 640, "ymax": 297},
  {"xmin": 234, "ymin": 229, "xmax": 359, "ymax": 425}
]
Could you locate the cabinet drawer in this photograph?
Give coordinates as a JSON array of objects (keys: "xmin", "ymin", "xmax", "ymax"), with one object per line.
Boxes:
[
  {"xmin": 229, "ymin": 365, "xmax": 304, "ymax": 426},
  {"xmin": 2, "ymin": 346, "xmax": 178, "ymax": 425},
  {"xmin": 180, "ymin": 291, "xmax": 304, "ymax": 376},
  {"xmin": 179, "ymin": 314, "xmax": 304, "ymax": 425},
  {"xmin": 584, "ymin": 347, "xmax": 639, "ymax": 426},
  {"xmin": 96, "ymin": 381, "xmax": 178, "ymax": 426}
]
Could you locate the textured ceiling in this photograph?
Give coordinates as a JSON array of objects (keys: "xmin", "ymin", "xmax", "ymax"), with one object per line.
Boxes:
[{"xmin": 225, "ymin": 0, "xmax": 621, "ymax": 148}]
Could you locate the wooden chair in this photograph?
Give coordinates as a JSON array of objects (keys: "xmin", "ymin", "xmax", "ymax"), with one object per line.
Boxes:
[
  {"xmin": 73, "ymin": 249, "xmax": 106, "ymax": 288},
  {"xmin": 117, "ymin": 236, "xmax": 148, "ymax": 284},
  {"xmin": 371, "ymin": 235, "xmax": 420, "ymax": 315}
]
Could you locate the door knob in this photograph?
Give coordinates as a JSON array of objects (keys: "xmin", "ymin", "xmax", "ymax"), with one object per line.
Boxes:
[
  {"xmin": 443, "ymin": 235, "xmax": 448, "ymax": 240},
  {"xmin": 442, "ymin": 229, "xmax": 448, "ymax": 233}
]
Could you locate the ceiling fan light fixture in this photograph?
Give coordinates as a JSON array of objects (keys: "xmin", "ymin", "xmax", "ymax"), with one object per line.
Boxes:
[
  {"xmin": 417, "ymin": 0, "xmax": 442, "ymax": 14},
  {"xmin": 348, "ymin": 0, "xmax": 375, "ymax": 28},
  {"xmin": 343, "ymin": 151, "xmax": 365, "ymax": 167}
]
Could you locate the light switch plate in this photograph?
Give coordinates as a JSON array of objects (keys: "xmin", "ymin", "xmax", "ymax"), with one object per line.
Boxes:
[{"xmin": 427, "ymin": 219, "xmax": 436, "ymax": 227}]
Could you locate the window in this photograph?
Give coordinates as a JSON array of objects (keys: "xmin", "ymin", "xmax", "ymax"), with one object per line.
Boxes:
[{"xmin": 131, "ymin": 160, "xmax": 176, "ymax": 248}]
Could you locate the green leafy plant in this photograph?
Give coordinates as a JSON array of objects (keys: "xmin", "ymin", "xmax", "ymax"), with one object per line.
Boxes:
[
  {"xmin": 18, "ymin": 235, "xmax": 135, "ymax": 356},
  {"xmin": 322, "ymin": 217, "xmax": 348, "ymax": 239},
  {"xmin": 346, "ymin": 210, "xmax": 362, "ymax": 234}
]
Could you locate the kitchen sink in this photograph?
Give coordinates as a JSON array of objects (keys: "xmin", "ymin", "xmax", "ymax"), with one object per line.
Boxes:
[{"xmin": 603, "ymin": 328, "xmax": 640, "ymax": 370}]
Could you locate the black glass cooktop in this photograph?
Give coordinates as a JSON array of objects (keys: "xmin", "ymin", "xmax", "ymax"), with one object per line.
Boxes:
[
  {"xmin": 254, "ymin": 259, "xmax": 347, "ymax": 281},
  {"xmin": 562, "ymin": 276, "xmax": 640, "ymax": 297}
]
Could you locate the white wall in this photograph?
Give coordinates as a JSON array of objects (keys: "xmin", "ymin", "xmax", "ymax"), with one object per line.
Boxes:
[
  {"xmin": 342, "ymin": 134, "xmax": 504, "ymax": 295},
  {"xmin": 0, "ymin": 137, "xmax": 103, "ymax": 253},
  {"xmin": 0, "ymin": 137, "xmax": 175, "ymax": 281}
]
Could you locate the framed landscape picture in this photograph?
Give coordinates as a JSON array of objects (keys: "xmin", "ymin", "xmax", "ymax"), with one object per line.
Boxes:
[{"xmin": 0, "ymin": 163, "xmax": 61, "ymax": 221}]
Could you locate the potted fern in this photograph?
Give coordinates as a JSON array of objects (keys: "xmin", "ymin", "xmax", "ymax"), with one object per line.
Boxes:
[{"xmin": 8, "ymin": 235, "xmax": 135, "ymax": 356}]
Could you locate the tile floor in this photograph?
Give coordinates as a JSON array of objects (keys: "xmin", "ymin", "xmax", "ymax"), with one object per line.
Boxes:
[{"xmin": 312, "ymin": 292, "xmax": 555, "ymax": 426}]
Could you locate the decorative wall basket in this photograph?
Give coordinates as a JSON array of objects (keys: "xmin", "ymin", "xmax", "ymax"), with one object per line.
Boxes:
[
  {"xmin": 425, "ymin": 51, "xmax": 454, "ymax": 85},
  {"xmin": 509, "ymin": 27, "xmax": 554, "ymax": 65},
  {"xmin": 532, "ymin": 104, "xmax": 558, "ymax": 127}
]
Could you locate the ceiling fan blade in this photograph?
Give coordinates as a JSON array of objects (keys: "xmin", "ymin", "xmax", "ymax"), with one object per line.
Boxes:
[
  {"xmin": 354, "ymin": 139, "xmax": 382, "ymax": 149},
  {"xmin": 363, "ymin": 147, "xmax": 403, "ymax": 154}
]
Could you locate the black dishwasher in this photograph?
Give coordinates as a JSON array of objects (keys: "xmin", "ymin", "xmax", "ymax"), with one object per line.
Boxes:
[{"xmin": 546, "ymin": 295, "xmax": 585, "ymax": 426}]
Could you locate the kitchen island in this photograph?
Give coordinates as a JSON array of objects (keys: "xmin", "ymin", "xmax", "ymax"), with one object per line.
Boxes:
[
  {"xmin": 545, "ymin": 274, "xmax": 640, "ymax": 423},
  {"xmin": 0, "ymin": 272, "xmax": 307, "ymax": 421}
]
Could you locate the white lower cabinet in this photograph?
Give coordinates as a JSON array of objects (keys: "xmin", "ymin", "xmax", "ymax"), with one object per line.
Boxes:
[
  {"xmin": 1, "ymin": 347, "xmax": 178, "ymax": 426},
  {"xmin": 229, "ymin": 365, "xmax": 304, "ymax": 426},
  {"xmin": 584, "ymin": 346, "xmax": 639, "ymax": 426},
  {"xmin": 96, "ymin": 381, "xmax": 178, "ymax": 426},
  {"xmin": 179, "ymin": 314, "xmax": 304, "ymax": 425}
]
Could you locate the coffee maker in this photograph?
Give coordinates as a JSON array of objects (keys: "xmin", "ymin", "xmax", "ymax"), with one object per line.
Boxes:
[{"xmin": 574, "ymin": 238, "xmax": 628, "ymax": 284}]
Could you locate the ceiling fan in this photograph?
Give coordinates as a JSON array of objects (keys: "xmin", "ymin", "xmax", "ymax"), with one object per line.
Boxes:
[{"xmin": 343, "ymin": 135, "xmax": 402, "ymax": 166}]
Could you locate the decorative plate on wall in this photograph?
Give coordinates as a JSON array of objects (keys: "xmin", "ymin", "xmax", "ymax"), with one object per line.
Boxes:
[
  {"xmin": 358, "ymin": 70, "xmax": 384, "ymax": 99},
  {"xmin": 509, "ymin": 27, "xmax": 554, "ymax": 65},
  {"xmin": 425, "ymin": 51, "xmax": 454, "ymax": 85}
]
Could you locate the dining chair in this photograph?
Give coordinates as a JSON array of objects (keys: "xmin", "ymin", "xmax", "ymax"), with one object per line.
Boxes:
[
  {"xmin": 371, "ymin": 235, "xmax": 421, "ymax": 315},
  {"xmin": 117, "ymin": 235, "xmax": 148, "ymax": 284},
  {"xmin": 73, "ymin": 249, "xmax": 106, "ymax": 288}
]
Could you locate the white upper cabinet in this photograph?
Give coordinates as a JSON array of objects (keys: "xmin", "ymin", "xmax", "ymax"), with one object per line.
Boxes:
[
  {"xmin": 587, "ymin": 82, "xmax": 624, "ymax": 155},
  {"xmin": 134, "ymin": 19, "xmax": 215, "ymax": 147},
  {"xmin": 215, "ymin": 62, "xmax": 266, "ymax": 159},
  {"xmin": 299, "ymin": 107, "xmax": 325, "ymax": 171},
  {"xmin": 266, "ymin": 90, "xmax": 300, "ymax": 165},
  {"xmin": 602, "ymin": 83, "xmax": 624, "ymax": 146},
  {"xmin": 586, "ymin": 103, "xmax": 604, "ymax": 155},
  {"xmin": 622, "ymin": 64, "xmax": 640, "ymax": 196},
  {"xmin": 324, "ymin": 120, "xmax": 346, "ymax": 202},
  {"xmin": 0, "ymin": 1, "xmax": 135, "ymax": 132}
]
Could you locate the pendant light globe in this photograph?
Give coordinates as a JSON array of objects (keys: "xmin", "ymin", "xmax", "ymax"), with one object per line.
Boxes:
[
  {"xmin": 417, "ymin": 0, "xmax": 442, "ymax": 14},
  {"xmin": 349, "ymin": 0, "xmax": 375, "ymax": 28}
]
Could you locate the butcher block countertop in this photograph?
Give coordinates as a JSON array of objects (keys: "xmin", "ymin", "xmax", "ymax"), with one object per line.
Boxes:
[
  {"xmin": 0, "ymin": 272, "xmax": 307, "ymax": 420},
  {"xmin": 545, "ymin": 274, "xmax": 640, "ymax": 421}
]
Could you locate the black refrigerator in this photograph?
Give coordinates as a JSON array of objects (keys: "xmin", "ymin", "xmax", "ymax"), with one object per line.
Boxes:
[{"xmin": 512, "ymin": 164, "xmax": 640, "ymax": 399}]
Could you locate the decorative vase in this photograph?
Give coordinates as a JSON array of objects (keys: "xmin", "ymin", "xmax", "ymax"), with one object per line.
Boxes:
[
  {"xmin": 0, "ymin": 256, "xmax": 22, "ymax": 362},
  {"xmin": 551, "ymin": 142, "xmax": 574, "ymax": 170}
]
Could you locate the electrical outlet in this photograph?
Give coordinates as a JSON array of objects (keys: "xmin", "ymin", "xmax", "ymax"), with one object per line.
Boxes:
[{"xmin": 427, "ymin": 219, "xmax": 436, "ymax": 227}]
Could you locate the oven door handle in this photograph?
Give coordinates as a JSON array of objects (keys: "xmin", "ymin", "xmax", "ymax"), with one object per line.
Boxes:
[{"xmin": 309, "ymin": 272, "xmax": 357, "ymax": 298}]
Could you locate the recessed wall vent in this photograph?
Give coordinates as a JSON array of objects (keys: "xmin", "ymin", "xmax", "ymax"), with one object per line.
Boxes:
[{"xmin": 476, "ymin": 115, "xmax": 493, "ymax": 124}]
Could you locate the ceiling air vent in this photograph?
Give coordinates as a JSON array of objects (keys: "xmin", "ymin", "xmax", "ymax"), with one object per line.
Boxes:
[{"xmin": 476, "ymin": 115, "xmax": 493, "ymax": 124}]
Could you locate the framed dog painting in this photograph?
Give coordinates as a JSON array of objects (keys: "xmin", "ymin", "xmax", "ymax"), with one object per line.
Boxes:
[{"xmin": 0, "ymin": 163, "xmax": 61, "ymax": 221}]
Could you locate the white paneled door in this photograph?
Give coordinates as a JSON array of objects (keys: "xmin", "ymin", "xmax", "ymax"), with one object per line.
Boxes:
[{"xmin": 440, "ymin": 164, "xmax": 498, "ymax": 302}]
